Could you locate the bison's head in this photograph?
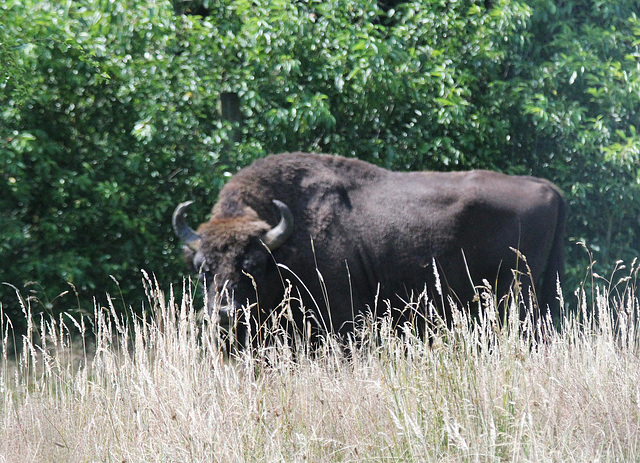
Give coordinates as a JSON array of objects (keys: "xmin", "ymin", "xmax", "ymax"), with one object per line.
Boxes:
[{"xmin": 172, "ymin": 200, "xmax": 294, "ymax": 328}]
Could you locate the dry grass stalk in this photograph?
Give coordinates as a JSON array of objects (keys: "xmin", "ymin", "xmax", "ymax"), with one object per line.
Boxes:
[{"xmin": 1, "ymin": 271, "xmax": 640, "ymax": 462}]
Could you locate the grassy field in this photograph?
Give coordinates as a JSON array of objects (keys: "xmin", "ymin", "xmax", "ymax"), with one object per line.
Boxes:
[{"xmin": 2, "ymin": 270, "xmax": 640, "ymax": 462}]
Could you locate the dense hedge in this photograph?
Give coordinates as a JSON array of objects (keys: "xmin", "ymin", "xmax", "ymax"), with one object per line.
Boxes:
[{"xmin": 1, "ymin": 0, "xmax": 639, "ymax": 327}]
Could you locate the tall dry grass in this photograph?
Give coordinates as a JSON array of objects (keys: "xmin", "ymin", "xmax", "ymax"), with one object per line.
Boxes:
[{"xmin": 2, "ymin": 269, "xmax": 640, "ymax": 462}]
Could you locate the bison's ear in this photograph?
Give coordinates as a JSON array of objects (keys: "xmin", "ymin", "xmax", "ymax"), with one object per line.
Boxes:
[{"xmin": 181, "ymin": 245, "xmax": 196, "ymax": 270}]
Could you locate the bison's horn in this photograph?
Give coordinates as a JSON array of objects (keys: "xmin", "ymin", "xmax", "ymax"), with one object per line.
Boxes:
[
  {"xmin": 263, "ymin": 200, "xmax": 294, "ymax": 251},
  {"xmin": 172, "ymin": 201, "xmax": 202, "ymax": 250}
]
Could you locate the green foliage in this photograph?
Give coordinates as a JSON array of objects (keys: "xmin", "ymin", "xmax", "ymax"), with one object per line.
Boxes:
[
  {"xmin": 0, "ymin": 0, "xmax": 229, "ymax": 324},
  {"xmin": 232, "ymin": 0, "xmax": 532, "ymax": 170},
  {"xmin": 503, "ymin": 0, "xmax": 640, "ymax": 284},
  {"xmin": 1, "ymin": 0, "xmax": 640, "ymax": 328}
]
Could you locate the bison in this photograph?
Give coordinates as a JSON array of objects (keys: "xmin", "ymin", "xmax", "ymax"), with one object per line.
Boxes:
[{"xmin": 173, "ymin": 152, "xmax": 565, "ymax": 343}]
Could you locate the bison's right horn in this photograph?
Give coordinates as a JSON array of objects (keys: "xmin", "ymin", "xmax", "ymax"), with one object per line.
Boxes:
[
  {"xmin": 263, "ymin": 200, "xmax": 294, "ymax": 251},
  {"xmin": 172, "ymin": 201, "xmax": 202, "ymax": 250}
]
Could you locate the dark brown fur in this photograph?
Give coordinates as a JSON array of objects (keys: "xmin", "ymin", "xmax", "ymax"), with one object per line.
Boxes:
[{"xmin": 180, "ymin": 152, "xmax": 566, "ymax": 340}]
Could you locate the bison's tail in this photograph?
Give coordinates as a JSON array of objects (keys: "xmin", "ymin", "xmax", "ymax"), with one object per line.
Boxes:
[{"xmin": 538, "ymin": 188, "xmax": 566, "ymax": 322}]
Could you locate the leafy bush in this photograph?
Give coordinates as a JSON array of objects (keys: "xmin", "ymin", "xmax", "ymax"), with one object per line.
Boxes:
[
  {"xmin": 1, "ymin": 0, "xmax": 228, "ymax": 324},
  {"xmin": 502, "ymin": 0, "xmax": 640, "ymax": 284},
  {"xmin": 1, "ymin": 0, "xmax": 639, "ymax": 328}
]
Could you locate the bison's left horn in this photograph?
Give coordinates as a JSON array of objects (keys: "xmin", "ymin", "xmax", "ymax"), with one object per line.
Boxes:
[
  {"xmin": 172, "ymin": 201, "xmax": 202, "ymax": 250},
  {"xmin": 264, "ymin": 200, "xmax": 294, "ymax": 251}
]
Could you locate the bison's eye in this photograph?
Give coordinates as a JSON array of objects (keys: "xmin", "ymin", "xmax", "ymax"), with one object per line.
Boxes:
[
  {"xmin": 241, "ymin": 257, "xmax": 256, "ymax": 273},
  {"xmin": 197, "ymin": 266, "xmax": 211, "ymax": 284},
  {"xmin": 241, "ymin": 249, "xmax": 268, "ymax": 274},
  {"xmin": 193, "ymin": 253, "xmax": 207, "ymax": 273},
  {"xmin": 192, "ymin": 254, "xmax": 212, "ymax": 282}
]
